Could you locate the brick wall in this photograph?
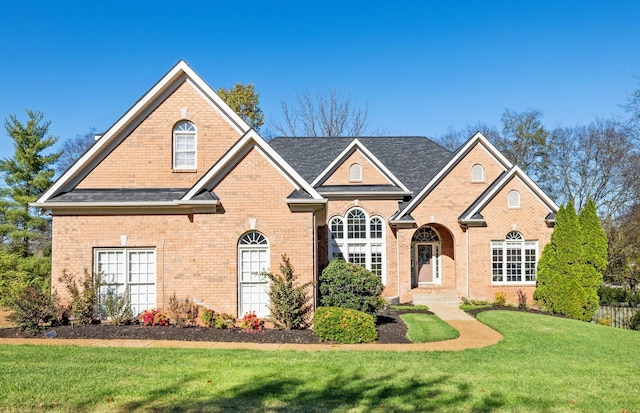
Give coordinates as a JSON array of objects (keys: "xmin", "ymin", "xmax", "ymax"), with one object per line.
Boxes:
[{"xmin": 322, "ymin": 150, "xmax": 391, "ymax": 186}]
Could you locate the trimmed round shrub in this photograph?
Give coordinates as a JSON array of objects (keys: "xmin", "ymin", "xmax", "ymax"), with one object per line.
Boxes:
[
  {"xmin": 319, "ymin": 260, "xmax": 385, "ymax": 315},
  {"xmin": 629, "ymin": 310, "xmax": 640, "ymax": 331},
  {"xmin": 313, "ymin": 306, "xmax": 377, "ymax": 344}
]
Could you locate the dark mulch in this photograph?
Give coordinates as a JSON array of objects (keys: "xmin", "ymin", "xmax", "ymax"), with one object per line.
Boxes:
[{"xmin": 0, "ymin": 308, "xmax": 415, "ymax": 345}]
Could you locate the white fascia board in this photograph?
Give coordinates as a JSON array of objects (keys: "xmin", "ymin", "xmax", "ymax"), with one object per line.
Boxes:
[
  {"xmin": 460, "ymin": 166, "xmax": 559, "ymax": 220},
  {"xmin": 310, "ymin": 139, "xmax": 410, "ymax": 192},
  {"xmin": 395, "ymin": 132, "xmax": 513, "ymax": 220},
  {"xmin": 286, "ymin": 198, "xmax": 328, "ymax": 204},
  {"xmin": 37, "ymin": 60, "xmax": 249, "ymax": 204},
  {"xmin": 317, "ymin": 191, "xmax": 411, "ymax": 198},
  {"xmin": 183, "ymin": 130, "xmax": 323, "ymax": 201}
]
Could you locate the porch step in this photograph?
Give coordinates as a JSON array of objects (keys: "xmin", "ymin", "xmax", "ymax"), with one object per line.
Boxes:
[{"xmin": 411, "ymin": 291, "xmax": 460, "ymax": 306}]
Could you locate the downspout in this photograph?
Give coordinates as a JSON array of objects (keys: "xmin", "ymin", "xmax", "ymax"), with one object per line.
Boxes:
[
  {"xmin": 466, "ymin": 226, "xmax": 470, "ymax": 298},
  {"xmin": 396, "ymin": 226, "xmax": 401, "ymax": 299},
  {"xmin": 313, "ymin": 211, "xmax": 318, "ymax": 310}
]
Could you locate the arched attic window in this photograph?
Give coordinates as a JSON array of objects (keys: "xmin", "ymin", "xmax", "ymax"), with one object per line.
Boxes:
[
  {"xmin": 173, "ymin": 121, "xmax": 197, "ymax": 169},
  {"xmin": 508, "ymin": 190, "xmax": 521, "ymax": 208},
  {"xmin": 349, "ymin": 163, "xmax": 362, "ymax": 181},
  {"xmin": 471, "ymin": 164, "xmax": 484, "ymax": 182}
]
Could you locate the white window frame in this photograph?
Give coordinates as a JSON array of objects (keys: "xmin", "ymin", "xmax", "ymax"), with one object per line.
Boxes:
[
  {"xmin": 328, "ymin": 208, "xmax": 386, "ymax": 284},
  {"xmin": 349, "ymin": 163, "xmax": 362, "ymax": 181},
  {"xmin": 238, "ymin": 231, "xmax": 270, "ymax": 318},
  {"xmin": 491, "ymin": 231, "xmax": 538, "ymax": 285},
  {"xmin": 94, "ymin": 248, "xmax": 156, "ymax": 317},
  {"xmin": 471, "ymin": 164, "xmax": 484, "ymax": 182},
  {"xmin": 508, "ymin": 189, "xmax": 521, "ymax": 208},
  {"xmin": 173, "ymin": 121, "xmax": 197, "ymax": 170}
]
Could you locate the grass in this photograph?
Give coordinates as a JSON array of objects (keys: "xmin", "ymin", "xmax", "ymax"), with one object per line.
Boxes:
[
  {"xmin": 389, "ymin": 304, "xmax": 429, "ymax": 311},
  {"xmin": 459, "ymin": 303, "xmax": 492, "ymax": 311},
  {"xmin": 400, "ymin": 313, "xmax": 460, "ymax": 342},
  {"xmin": 1, "ymin": 310, "xmax": 639, "ymax": 412}
]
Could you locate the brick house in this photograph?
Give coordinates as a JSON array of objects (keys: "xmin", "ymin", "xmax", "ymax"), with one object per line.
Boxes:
[{"xmin": 34, "ymin": 61, "xmax": 558, "ymax": 318}]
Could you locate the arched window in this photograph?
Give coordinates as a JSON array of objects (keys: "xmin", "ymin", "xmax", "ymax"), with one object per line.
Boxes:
[
  {"xmin": 491, "ymin": 231, "xmax": 537, "ymax": 284},
  {"xmin": 471, "ymin": 164, "xmax": 484, "ymax": 182},
  {"xmin": 173, "ymin": 121, "xmax": 197, "ymax": 169},
  {"xmin": 412, "ymin": 227, "xmax": 440, "ymax": 242},
  {"xmin": 508, "ymin": 190, "xmax": 521, "ymax": 208},
  {"xmin": 238, "ymin": 231, "xmax": 269, "ymax": 317},
  {"xmin": 328, "ymin": 208, "xmax": 386, "ymax": 282},
  {"xmin": 349, "ymin": 163, "xmax": 362, "ymax": 181}
]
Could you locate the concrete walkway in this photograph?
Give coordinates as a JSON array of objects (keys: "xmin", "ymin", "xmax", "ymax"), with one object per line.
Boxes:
[{"xmin": 0, "ymin": 304, "xmax": 502, "ymax": 352}]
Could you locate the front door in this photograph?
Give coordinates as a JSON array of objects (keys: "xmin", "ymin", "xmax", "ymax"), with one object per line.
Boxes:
[{"xmin": 416, "ymin": 244, "xmax": 433, "ymax": 283}]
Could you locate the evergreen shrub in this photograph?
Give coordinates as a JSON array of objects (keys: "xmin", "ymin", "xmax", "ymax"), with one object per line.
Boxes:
[
  {"xmin": 7, "ymin": 286, "xmax": 57, "ymax": 332},
  {"xmin": 319, "ymin": 260, "xmax": 385, "ymax": 315},
  {"xmin": 265, "ymin": 254, "xmax": 312, "ymax": 329},
  {"xmin": 313, "ymin": 306, "xmax": 377, "ymax": 344}
]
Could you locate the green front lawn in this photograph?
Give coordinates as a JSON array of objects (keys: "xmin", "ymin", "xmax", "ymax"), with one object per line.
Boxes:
[
  {"xmin": 401, "ymin": 313, "xmax": 460, "ymax": 342},
  {"xmin": 1, "ymin": 311, "xmax": 639, "ymax": 412}
]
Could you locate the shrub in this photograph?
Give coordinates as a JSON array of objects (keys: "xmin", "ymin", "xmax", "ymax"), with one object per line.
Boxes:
[
  {"xmin": 167, "ymin": 293, "xmax": 199, "ymax": 327},
  {"xmin": 597, "ymin": 316, "xmax": 613, "ymax": 326},
  {"xmin": 59, "ymin": 269, "xmax": 101, "ymax": 325},
  {"xmin": 139, "ymin": 309, "xmax": 169, "ymax": 326},
  {"xmin": 239, "ymin": 311, "xmax": 264, "ymax": 332},
  {"xmin": 200, "ymin": 309, "xmax": 236, "ymax": 329},
  {"xmin": 7, "ymin": 286, "xmax": 57, "ymax": 332},
  {"xmin": 319, "ymin": 260, "xmax": 385, "ymax": 315},
  {"xmin": 516, "ymin": 289, "xmax": 528, "ymax": 309},
  {"xmin": 313, "ymin": 307, "xmax": 377, "ymax": 344},
  {"xmin": 630, "ymin": 310, "xmax": 640, "ymax": 331},
  {"xmin": 265, "ymin": 254, "xmax": 313, "ymax": 329},
  {"xmin": 494, "ymin": 292, "xmax": 507, "ymax": 307},
  {"xmin": 103, "ymin": 287, "xmax": 133, "ymax": 325}
]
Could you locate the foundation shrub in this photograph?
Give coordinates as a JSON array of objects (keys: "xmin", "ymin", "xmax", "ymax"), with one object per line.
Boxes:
[
  {"xmin": 103, "ymin": 287, "xmax": 133, "ymax": 325},
  {"xmin": 264, "ymin": 254, "xmax": 313, "ymax": 330},
  {"xmin": 59, "ymin": 269, "xmax": 101, "ymax": 325},
  {"xmin": 494, "ymin": 292, "xmax": 507, "ymax": 307},
  {"xmin": 139, "ymin": 309, "xmax": 169, "ymax": 326},
  {"xmin": 630, "ymin": 311, "xmax": 640, "ymax": 331},
  {"xmin": 239, "ymin": 311, "xmax": 264, "ymax": 332},
  {"xmin": 6, "ymin": 286, "xmax": 57, "ymax": 332},
  {"xmin": 319, "ymin": 260, "xmax": 385, "ymax": 315},
  {"xmin": 167, "ymin": 293, "xmax": 199, "ymax": 327},
  {"xmin": 200, "ymin": 309, "xmax": 236, "ymax": 329},
  {"xmin": 313, "ymin": 306, "xmax": 377, "ymax": 344},
  {"xmin": 516, "ymin": 289, "xmax": 528, "ymax": 309}
]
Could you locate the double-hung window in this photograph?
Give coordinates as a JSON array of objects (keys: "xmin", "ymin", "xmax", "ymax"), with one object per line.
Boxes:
[
  {"xmin": 173, "ymin": 121, "xmax": 196, "ymax": 169},
  {"xmin": 491, "ymin": 231, "xmax": 537, "ymax": 284},
  {"xmin": 95, "ymin": 248, "xmax": 156, "ymax": 316}
]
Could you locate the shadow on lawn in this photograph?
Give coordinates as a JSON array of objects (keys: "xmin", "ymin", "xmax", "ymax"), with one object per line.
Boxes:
[{"xmin": 120, "ymin": 371, "xmax": 505, "ymax": 412}]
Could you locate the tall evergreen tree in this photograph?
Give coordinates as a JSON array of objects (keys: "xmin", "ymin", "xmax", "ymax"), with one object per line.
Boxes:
[{"xmin": 0, "ymin": 110, "xmax": 61, "ymax": 257}]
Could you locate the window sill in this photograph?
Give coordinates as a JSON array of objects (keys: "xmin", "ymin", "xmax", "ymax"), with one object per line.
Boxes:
[{"xmin": 173, "ymin": 169, "xmax": 197, "ymax": 173}]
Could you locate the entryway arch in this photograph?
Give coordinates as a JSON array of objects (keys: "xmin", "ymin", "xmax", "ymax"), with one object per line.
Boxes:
[
  {"xmin": 238, "ymin": 231, "xmax": 270, "ymax": 317},
  {"xmin": 411, "ymin": 226, "xmax": 442, "ymax": 286}
]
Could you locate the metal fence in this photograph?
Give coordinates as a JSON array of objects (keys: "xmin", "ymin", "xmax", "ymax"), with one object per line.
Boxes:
[{"xmin": 592, "ymin": 305, "xmax": 640, "ymax": 329}]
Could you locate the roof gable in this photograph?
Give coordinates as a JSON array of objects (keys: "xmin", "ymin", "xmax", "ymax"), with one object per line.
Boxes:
[
  {"xmin": 393, "ymin": 132, "xmax": 512, "ymax": 221},
  {"xmin": 36, "ymin": 60, "xmax": 251, "ymax": 204},
  {"xmin": 183, "ymin": 130, "xmax": 323, "ymax": 202}
]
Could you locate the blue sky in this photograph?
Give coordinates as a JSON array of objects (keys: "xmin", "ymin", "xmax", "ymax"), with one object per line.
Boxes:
[{"xmin": 1, "ymin": 1, "xmax": 638, "ymax": 162}]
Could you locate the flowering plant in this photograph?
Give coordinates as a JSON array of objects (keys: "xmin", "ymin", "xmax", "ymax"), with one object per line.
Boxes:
[
  {"xmin": 239, "ymin": 311, "xmax": 264, "ymax": 332},
  {"xmin": 139, "ymin": 309, "xmax": 169, "ymax": 326}
]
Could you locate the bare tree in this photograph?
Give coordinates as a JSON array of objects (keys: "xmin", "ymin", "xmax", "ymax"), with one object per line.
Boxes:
[
  {"xmin": 56, "ymin": 128, "xmax": 97, "ymax": 174},
  {"xmin": 434, "ymin": 121, "xmax": 500, "ymax": 151},
  {"xmin": 548, "ymin": 119, "xmax": 640, "ymax": 220},
  {"xmin": 270, "ymin": 89, "xmax": 371, "ymax": 137}
]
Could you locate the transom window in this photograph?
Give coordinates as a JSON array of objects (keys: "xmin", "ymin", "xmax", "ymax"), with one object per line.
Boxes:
[
  {"xmin": 349, "ymin": 163, "xmax": 362, "ymax": 181},
  {"xmin": 471, "ymin": 164, "xmax": 484, "ymax": 182},
  {"xmin": 173, "ymin": 121, "xmax": 196, "ymax": 169},
  {"xmin": 95, "ymin": 248, "xmax": 156, "ymax": 317},
  {"xmin": 491, "ymin": 231, "xmax": 537, "ymax": 284},
  {"xmin": 329, "ymin": 208, "xmax": 386, "ymax": 283}
]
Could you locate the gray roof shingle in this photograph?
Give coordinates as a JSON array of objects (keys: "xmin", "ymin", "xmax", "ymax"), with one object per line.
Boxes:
[{"xmin": 48, "ymin": 188, "xmax": 217, "ymax": 203}]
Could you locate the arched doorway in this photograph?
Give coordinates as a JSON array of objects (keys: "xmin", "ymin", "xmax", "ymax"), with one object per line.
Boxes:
[
  {"xmin": 411, "ymin": 227, "xmax": 441, "ymax": 287},
  {"xmin": 238, "ymin": 231, "xmax": 270, "ymax": 317}
]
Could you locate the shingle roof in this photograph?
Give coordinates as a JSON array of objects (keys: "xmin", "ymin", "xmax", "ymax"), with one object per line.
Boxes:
[
  {"xmin": 317, "ymin": 184, "xmax": 406, "ymax": 193},
  {"xmin": 268, "ymin": 137, "xmax": 453, "ymax": 194},
  {"xmin": 48, "ymin": 188, "xmax": 217, "ymax": 203}
]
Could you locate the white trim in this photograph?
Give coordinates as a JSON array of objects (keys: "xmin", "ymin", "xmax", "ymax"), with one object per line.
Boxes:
[
  {"xmin": 36, "ymin": 60, "xmax": 250, "ymax": 204},
  {"xmin": 396, "ymin": 132, "xmax": 512, "ymax": 219},
  {"xmin": 491, "ymin": 233, "xmax": 538, "ymax": 285},
  {"xmin": 172, "ymin": 120, "xmax": 197, "ymax": 170},
  {"xmin": 183, "ymin": 130, "xmax": 323, "ymax": 201},
  {"xmin": 460, "ymin": 167, "xmax": 558, "ymax": 222},
  {"xmin": 237, "ymin": 231, "xmax": 270, "ymax": 318},
  {"xmin": 311, "ymin": 139, "xmax": 410, "ymax": 193}
]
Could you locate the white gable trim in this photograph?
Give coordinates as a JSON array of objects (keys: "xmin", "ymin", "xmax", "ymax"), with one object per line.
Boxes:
[
  {"xmin": 396, "ymin": 132, "xmax": 512, "ymax": 219},
  {"xmin": 183, "ymin": 130, "xmax": 323, "ymax": 201},
  {"xmin": 310, "ymin": 139, "xmax": 410, "ymax": 193},
  {"xmin": 36, "ymin": 60, "xmax": 250, "ymax": 204},
  {"xmin": 459, "ymin": 166, "xmax": 559, "ymax": 222}
]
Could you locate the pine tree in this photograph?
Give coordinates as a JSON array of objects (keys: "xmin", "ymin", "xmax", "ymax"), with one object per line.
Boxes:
[{"xmin": 0, "ymin": 110, "xmax": 61, "ymax": 257}]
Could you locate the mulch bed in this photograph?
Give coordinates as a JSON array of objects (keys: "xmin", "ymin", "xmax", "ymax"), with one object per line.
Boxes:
[{"xmin": 0, "ymin": 308, "xmax": 430, "ymax": 345}]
